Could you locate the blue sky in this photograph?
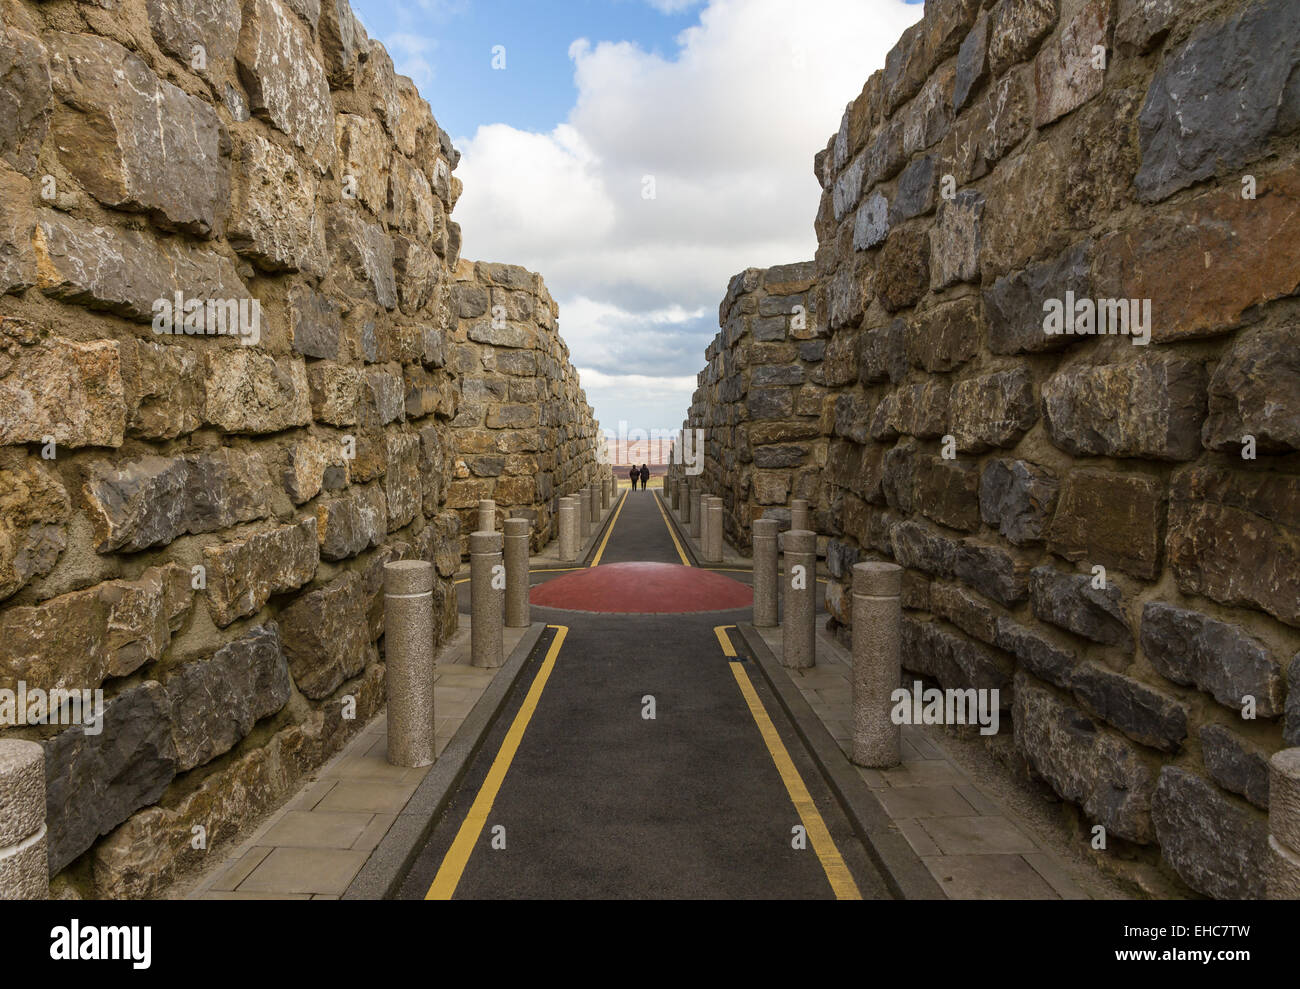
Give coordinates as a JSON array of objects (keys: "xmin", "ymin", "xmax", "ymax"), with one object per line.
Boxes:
[
  {"xmin": 349, "ymin": 0, "xmax": 924, "ymax": 438},
  {"xmin": 351, "ymin": 0, "xmax": 707, "ymax": 140}
]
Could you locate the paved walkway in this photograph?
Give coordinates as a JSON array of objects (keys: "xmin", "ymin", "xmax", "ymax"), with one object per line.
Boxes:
[
  {"xmin": 183, "ymin": 481, "xmax": 1099, "ymax": 900},
  {"xmin": 184, "ymin": 624, "xmax": 526, "ymax": 899},
  {"xmin": 663, "ymin": 497, "xmax": 1093, "ymax": 899},
  {"xmin": 398, "ymin": 488, "xmax": 890, "ymax": 899}
]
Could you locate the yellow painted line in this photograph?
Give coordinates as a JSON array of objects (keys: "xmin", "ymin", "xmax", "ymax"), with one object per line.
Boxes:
[
  {"xmin": 426, "ymin": 625, "xmax": 569, "ymax": 900},
  {"xmin": 653, "ymin": 493, "xmax": 692, "ymax": 567},
  {"xmin": 589, "ymin": 491, "xmax": 628, "ymax": 567},
  {"xmin": 714, "ymin": 624, "xmax": 738, "ymax": 657},
  {"xmin": 718, "ymin": 628, "xmax": 862, "ymax": 901}
]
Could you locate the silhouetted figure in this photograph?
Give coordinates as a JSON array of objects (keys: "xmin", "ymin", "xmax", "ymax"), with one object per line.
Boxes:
[
  {"xmin": 640, "ymin": 464, "xmax": 650, "ymax": 490},
  {"xmin": 629, "ymin": 465, "xmax": 639, "ymax": 489}
]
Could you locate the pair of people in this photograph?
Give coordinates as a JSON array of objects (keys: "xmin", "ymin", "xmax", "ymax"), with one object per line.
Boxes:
[{"xmin": 628, "ymin": 464, "xmax": 650, "ymax": 490}]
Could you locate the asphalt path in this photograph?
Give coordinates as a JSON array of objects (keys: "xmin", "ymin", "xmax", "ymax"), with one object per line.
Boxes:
[{"xmin": 398, "ymin": 489, "xmax": 886, "ymax": 899}]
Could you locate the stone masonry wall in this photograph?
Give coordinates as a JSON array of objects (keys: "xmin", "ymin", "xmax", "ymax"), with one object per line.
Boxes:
[
  {"xmin": 0, "ymin": 0, "xmax": 601, "ymax": 897},
  {"xmin": 688, "ymin": 0, "xmax": 1300, "ymax": 898},
  {"xmin": 448, "ymin": 259, "xmax": 604, "ymax": 553},
  {"xmin": 680, "ymin": 263, "xmax": 829, "ymax": 550}
]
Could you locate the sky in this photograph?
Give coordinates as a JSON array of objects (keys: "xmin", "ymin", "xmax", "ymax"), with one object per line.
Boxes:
[{"xmin": 350, "ymin": 0, "xmax": 924, "ymax": 440}]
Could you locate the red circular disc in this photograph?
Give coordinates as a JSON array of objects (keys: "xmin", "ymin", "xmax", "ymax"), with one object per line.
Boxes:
[{"xmin": 530, "ymin": 562, "xmax": 752, "ymax": 614}]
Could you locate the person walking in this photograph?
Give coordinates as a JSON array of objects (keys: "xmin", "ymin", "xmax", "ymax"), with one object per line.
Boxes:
[
  {"xmin": 629, "ymin": 464, "xmax": 639, "ymax": 490},
  {"xmin": 639, "ymin": 464, "xmax": 650, "ymax": 491}
]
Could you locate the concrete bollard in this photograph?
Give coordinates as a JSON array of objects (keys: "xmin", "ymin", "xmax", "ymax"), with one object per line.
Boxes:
[
  {"xmin": 690, "ymin": 487, "xmax": 703, "ymax": 540},
  {"xmin": 602, "ymin": 478, "xmax": 612, "ymax": 511},
  {"xmin": 704, "ymin": 497, "xmax": 723, "ymax": 563},
  {"xmin": 669, "ymin": 478, "xmax": 680, "ymax": 511},
  {"xmin": 1267, "ymin": 749, "xmax": 1300, "ymax": 898},
  {"xmin": 850, "ymin": 562, "xmax": 903, "ymax": 769},
  {"xmin": 0, "ymin": 740, "xmax": 49, "ymax": 899},
  {"xmin": 478, "ymin": 499, "xmax": 496, "ymax": 533},
  {"xmin": 558, "ymin": 497, "xmax": 578, "ymax": 563},
  {"xmin": 470, "ymin": 530, "xmax": 504, "ymax": 669},
  {"xmin": 699, "ymin": 492, "xmax": 711, "ymax": 554},
  {"xmin": 588, "ymin": 484, "xmax": 600, "ymax": 525},
  {"xmin": 578, "ymin": 487, "xmax": 591, "ymax": 540},
  {"xmin": 680, "ymin": 481, "xmax": 693, "ymax": 524},
  {"xmin": 384, "ymin": 560, "xmax": 436, "ymax": 768},
  {"xmin": 781, "ymin": 529, "xmax": 817, "ymax": 670},
  {"xmin": 504, "ymin": 518, "xmax": 531, "ymax": 628},
  {"xmin": 752, "ymin": 517, "xmax": 779, "ymax": 627},
  {"xmin": 790, "ymin": 498, "xmax": 810, "ymax": 533}
]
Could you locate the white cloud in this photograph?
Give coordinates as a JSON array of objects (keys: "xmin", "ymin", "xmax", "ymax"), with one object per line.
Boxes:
[{"xmin": 453, "ymin": 0, "xmax": 922, "ymax": 429}]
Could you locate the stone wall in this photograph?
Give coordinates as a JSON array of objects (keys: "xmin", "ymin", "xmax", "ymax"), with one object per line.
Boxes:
[
  {"xmin": 0, "ymin": 0, "xmax": 601, "ymax": 897},
  {"xmin": 686, "ymin": 0, "xmax": 1300, "ymax": 897},
  {"xmin": 448, "ymin": 260, "xmax": 605, "ymax": 553},
  {"xmin": 680, "ymin": 263, "xmax": 829, "ymax": 549}
]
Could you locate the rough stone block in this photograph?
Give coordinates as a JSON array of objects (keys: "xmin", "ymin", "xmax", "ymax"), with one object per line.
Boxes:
[
  {"xmin": 1069, "ymin": 663, "xmax": 1187, "ymax": 753},
  {"xmin": 228, "ymin": 133, "xmax": 326, "ymax": 275},
  {"xmin": 1202, "ymin": 324, "xmax": 1300, "ymax": 454},
  {"xmin": 1095, "ymin": 166, "xmax": 1300, "ymax": 343},
  {"xmin": 0, "ymin": 320, "xmax": 125, "ymax": 448},
  {"xmin": 1047, "ymin": 469, "xmax": 1165, "ymax": 580},
  {"xmin": 1140, "ymin": 602, "xmax": 1284, "ymax": 717},
  {"xmin": 978, "ymin": 459, "xmax": 1058, "ymax": 546},
  {"xmin": 83, "ymin": 450, "xmax": 275, "ymax": 553},
  {"xmin": 202, "ymin": 519, "xmax": 319, "ymax": 627},
  {"xmin": 0, "ymin": 563, "xmax": 191, "ymax": 696},
  {"xmin": 202, "ymin": 351, "xmax": 312, "ymax": 435},
  {"xmin": 237, "ymin": 0, "xmax": 336, "ymax": 173},
  {"xmin": 44, "ymin": 681, "xmax": 178, "ymax": 872},
  {"xmin": 1151, "ymin": 766, "xmax": 1267, "ymax": 898},
  {"xmin": 1013, "ymin": 672, "xmax": 1156, "ymax": 843},
  {"xmin": 929, "ymin": 190, "xmax": 983, "ymax": 289},
  {"xmin": 1135, "ymin": 0, "xmax": 1300, "ymax": 202},
  {"xmin": 315, "ymin": 483, "xmax": 387, "ymax": 560},
  {"xmin": 1029, "ymin": 565, "xmax": 1132, "ymax": 649},
  {"xmin": 164, "ymin": 623, "xmax": 291, "ymax": 772},
  {"xmin": 0, "ymin": 457, "xmax": 69, "ymax": 602},
  {"xmin": 984, "ymin": 240, "xmax": 1090, "ymax": 354},
  {"xmin": 1200, "ymin": 723, "xmax": 1270, "ymax": 811},
  {"xmin": 47, "ymin": 32, "xmax": 227, "ymax": 235},
  {"xmin": 1167, "ymin": 466, "xmax": 1300, "ymax": 628},
  {"xmin": 1033, "ymin": 0, "xmax": 1109, "ymax": 127},
  {"xmin": 949, "ymin": 367, "xmax": 1037, "ymax": 452},
  {"xmin": 278, "ymin": 571, "xmax": 373, "ymax": 699},
  {"xmin": 1041, "ymin": 357, "xmax": 1207, "ymax": 461}
]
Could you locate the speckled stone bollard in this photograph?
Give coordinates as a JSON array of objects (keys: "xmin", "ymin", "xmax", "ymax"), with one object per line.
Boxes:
[
  {"xmin": 670, "ymin": 478, "xmax": 680, "ymax": 511},
  {"xmin": 680, "ymin": 481, "xmax": 693, "ymax": 524},
  {"xmin": 504, "ymin": 518, "xmax": 531, "ymax": 628},
  {"xmin": 0, "ymin": 740, "xmax": 48, "ymax": 899},
  {"xmin": 578, "ymin": 487, "xmax": 591, "ymax": 540},
  {"xmin": 588, "ymin": 484, "xmax": 600, "ymax": 525},
  {"xmin": 690, "ymin": 487, "xmax": 703, "ymax": 540},
  {"xmin": 470, "ymin": 530, "xmax": 504, "ymax": 669},
  {"xmin": 559, "ymin": 497, "xmax": 578, "ymax": 563},
  {"xmin": 850, "ymin": 561, "xmax": 903, "ymax": 769},
  {"xmin": 704, "ymin": 497, "xmax": 723, "ymax": 563},
  {"xmin": 752, "ymin": 517, "xmax": 779, "ymax": 627},
  {"xmin": 782, "ymin": 529, "xmax": 816, "ymax": 670},
  {"xmin": 1267, "ymin": 749, "xmax": 1300, "ymax": 898},
  {"xmin": 790, "ymin": 498, "xmax": 810, "ymax": 533},
  {"xmin": 478, "ymin": 499, "xmax": 496, "ymax": 533},
  {"xmin": 384, "ymin": 560, "xmax": 436, "ymax": 768},
  {"xmin": 602, "ymin": 478, "xmax": 612, "ymax": 510}
]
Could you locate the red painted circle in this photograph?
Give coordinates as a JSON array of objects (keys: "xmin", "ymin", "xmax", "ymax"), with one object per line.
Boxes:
[{"xmin": 530, "ymin": 562, "xmax": 753, "ymax": 614}]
